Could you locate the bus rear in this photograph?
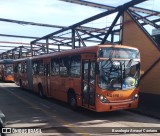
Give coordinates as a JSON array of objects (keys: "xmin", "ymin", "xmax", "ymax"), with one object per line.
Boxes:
[
  {"xmin": 0, "ymin": 59, "xmax": 14, "ymax": 82},
  {"xmin": 95, "ymin": 45, "xmax": 140, "ymax": 112}
]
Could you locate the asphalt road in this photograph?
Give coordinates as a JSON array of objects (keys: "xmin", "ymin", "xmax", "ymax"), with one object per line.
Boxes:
[{"xmin": 0, "ymin": 82, "xmax": 159, "ymax": 136}]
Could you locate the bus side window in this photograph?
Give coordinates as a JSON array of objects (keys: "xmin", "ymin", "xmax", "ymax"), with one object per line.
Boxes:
[
  {"xmin": 14, "ymin": 64, "xmax": 18, "ymax": 73},
  {"xmin": 70, "ymin": 55, "xmax": 80, "ymax": 77},
  {"xmin": 18, "ymin": 63, "xmax": 22, "ymax": 73},
  {"xmin": 21, "ymin": 62, "xmax": 26, "ymax": 73},
  {"xmin": 24, "ymin": 62, "xmax": 27, "ymax": 73},
  {"xmin": 59, "ymin": 57, "xmax": 70, "ymax": 76},
  {"xmin": 39, "ymin": 61, "xmax": 44, "ymax": 75},
  {"xmin": 51, "ymin": 58, "xmax": 59, "ymax": 76},
  {"xmin": 32, "ymin": 61, "xmax": 38, "ymax": 75}
]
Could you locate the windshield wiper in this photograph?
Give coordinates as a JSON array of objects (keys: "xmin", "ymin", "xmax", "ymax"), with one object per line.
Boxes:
[{"xmin": 126, "ymin": 59, "xmax": 133, "ymax": 68}]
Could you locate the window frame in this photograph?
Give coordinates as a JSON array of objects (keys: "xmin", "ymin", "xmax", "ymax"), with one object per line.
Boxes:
[{"xmin": 70, "ymin": 55, "xmax": 81, "ymax": 77}]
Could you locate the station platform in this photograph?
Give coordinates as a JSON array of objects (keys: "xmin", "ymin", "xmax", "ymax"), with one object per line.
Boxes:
[{"xmin": 131, "ymin": 93, "xmax": 160, "ymax": 119}]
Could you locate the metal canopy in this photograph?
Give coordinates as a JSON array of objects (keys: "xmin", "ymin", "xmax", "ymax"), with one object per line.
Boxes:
[
  {"xmin": 0, "ymin": 0, "xmax": 160, "ymax": 59},
  {"xmin": 30, "ymin": 0, "xmax": 153, "ymax": 56},
  {"xmin": 31, "ymin": 0, "xmax": 148, "ymax": 44},
  {"xmin": 60, "ymin": 0, "xmax": 160, "ymax": 16}
]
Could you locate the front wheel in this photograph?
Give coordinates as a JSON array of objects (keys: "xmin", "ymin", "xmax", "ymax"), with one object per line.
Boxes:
[{"xmin": 68, "ymin": 93, "xmax": 77, "ymax": 110}]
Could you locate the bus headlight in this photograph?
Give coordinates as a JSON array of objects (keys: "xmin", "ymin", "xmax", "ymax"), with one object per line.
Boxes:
[
  {"xmin": 97, "ymin": 94, "xmax": 109, "ymax": 103},
  {"xmin": 132, "ymin": 94, "xmax": 139, "ymax": 100}
]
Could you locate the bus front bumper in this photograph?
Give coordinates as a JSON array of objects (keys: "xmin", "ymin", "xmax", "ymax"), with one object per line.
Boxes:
[
  {"xmin": 96, "ymin": 99, "xmax": 139, "ymax": 112},
  {"xmin": 4, "ymin": 75, "xmax": 14, "ymax": 82}
]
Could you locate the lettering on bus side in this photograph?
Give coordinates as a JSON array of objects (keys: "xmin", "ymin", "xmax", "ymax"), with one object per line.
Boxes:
[{"xmin": 106, "ymin": 94, "xmax": 123, "ymax": 97}]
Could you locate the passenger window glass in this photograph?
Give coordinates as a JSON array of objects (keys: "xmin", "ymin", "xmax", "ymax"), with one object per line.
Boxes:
[
  {"xmin": 33, "ymin": 61, "xmax": 38, "ymax": 75},
  {"xmin": 90, "ymin": 62, "xmax": 95, "ymax": 85},
  {"xmin": 59, "ymin": 57, "xmax": 70, "ymax": 76},
  {"xmin": 83, "ymin": 62, "xmax": 88, "ymax": 80},
  {"xmin": 21, "ymin": 62, "xmax": 26, "ymax": 73},
  {"xmin": 32, "ymin": 61, "xmax": 43, "ymax": 75},
  {"xmin": 70, "ymin": 55, "xmax": 81, "ymax": 77},
  {"xmin": 89, "ymin": 86, "xmax": 95, "ymax": 106},
  {"xmin": 39, "ymin": 61, "xmax": 44, "ymax": 75},
  {"xmin": 18, "ymin": 63, "xmax": 22, "ymax": 73},
  {"xmin": 14, "ymin": 64, "xmax": 18, "ymax": 73},
  {"xmin": 83, "ymin": 83, "xmax": 88, "ymax": 104},
  {"xmin": 51, "ymin": 58, "xmax": 59, "ymax": 75},
  {"xmin": 24, "ymin": 62, "xmax": 27, "ymax": 73}
]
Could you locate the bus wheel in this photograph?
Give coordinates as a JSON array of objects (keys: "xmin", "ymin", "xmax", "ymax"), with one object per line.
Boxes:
[
  {"xmin": 38, "ymin": 85, "xmax": 44, "ymax": 98},
  {"xmin": 68, "ymin": 93, "xmax": 77, "ymax": 110}
]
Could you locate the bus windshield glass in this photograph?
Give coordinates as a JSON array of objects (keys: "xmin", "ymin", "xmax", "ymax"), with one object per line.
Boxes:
[
  {"xmin": 98, "ymin": 59, "xmax": 140, "ymax": 91},
  {"xmin": 5, "ymin": 64, "xmax": 13, "ymax": 75},
  {"xmin": 98, "ymin": 47, "xmax": 140, "ymax": 59}
]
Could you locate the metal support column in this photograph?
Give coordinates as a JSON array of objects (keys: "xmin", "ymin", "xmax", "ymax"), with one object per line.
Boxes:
[
  {"xmin": 31, "ymin": 43, "xmax": 33, "ymax": 57},
  {"xmin": 46, "ymin": 38, "xmax": 49, "ymax": 54},
  {"xmin": 18, "ymin": 47, "xmax": 22, "ymax": 59},
  {"xmin": 72, "ymin": 29, "xmax": 75, "ymax": 49},
  {"xmin": 58, "ymin": 44, "xmax": 60, "ymax": 52},
  {"xmin": 101, "ymin": 11, "xmax": 123, "ymax": 44},
  {"xmin": 78, "ymin": 40, "xmax": 81, "ymax": 48},
  {"xmin": 111, "ymin": 31, "xmax": 114, "ymax": 43}
]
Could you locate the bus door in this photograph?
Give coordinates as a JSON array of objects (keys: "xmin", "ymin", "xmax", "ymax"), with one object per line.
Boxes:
[
  {"xmin": 44, "ymin": 63, "xmax": 51, "ymax": 97},
  {"xmin": 82, "ymin": 54, "xmax": 96, "ymax": 109}
]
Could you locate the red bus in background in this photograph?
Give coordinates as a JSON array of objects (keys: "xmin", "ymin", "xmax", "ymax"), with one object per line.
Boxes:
[
  {"xmin": 13, "ymin": 45, "xmax": 140, "ymax": 112},
  {"xmin": 0, "ymin": 59, "xmax": 14, "ymax": 82}
]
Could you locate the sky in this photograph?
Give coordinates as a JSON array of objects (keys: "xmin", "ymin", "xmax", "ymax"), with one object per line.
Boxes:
[{"xmin": 0, "ymin": 0, "xmax": 159, "ymax": 52}]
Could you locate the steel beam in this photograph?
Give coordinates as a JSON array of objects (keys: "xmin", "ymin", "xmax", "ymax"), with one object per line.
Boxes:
[
  {"xmin": 78, "ymin": 29, "xmax": 103, "ymax": 40},
  {"xmin": 141, "ymin": 18, "xmax": 160, "ymax": 26},
  {"xmin": 31, "ymin": 0, "xmax": 147, "ymax": 44},
  {"xmin": 75, "ymin": 30, "xmax": 86, "ymax": 47},
  {"xmin": 101, "ymin": 11, "xmax": 122, "ymax": 44},
  {"xmin": 0, "ymin": 34, "xmax": 39, "ymax": 39},
  {"xmin": 131, "ymin": 12, "xmax": 160, "ymax": 28},
  {"xmin": 60, "ymin": 0, "xmax": 160, "ymax": 16},
  {"xmin": 127, "ymin": 10, "xmax": 160, "ymax": 51},
  {"xmin": 72, "ymin": 29, "xmax": 75, "ymax": 49},
  {"xmin": 59, "ymin": 0, "xmax": 114, "ymax": 10},
  {"xmin": 0, "ymin": 18, "xmax": 65, "ymax": 28}
]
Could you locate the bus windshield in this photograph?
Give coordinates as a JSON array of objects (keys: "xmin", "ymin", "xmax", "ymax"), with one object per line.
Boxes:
[
  {"xmin": 98, "ymin": 59, "xmax": 140, "ymax": 91},
  {"xmin": 5, "ymin": 64, "xmax": 13, "ymax": 75},
  {"xmin": 98, "ymin": 47, "xmax": 140, "ymax": 59}
]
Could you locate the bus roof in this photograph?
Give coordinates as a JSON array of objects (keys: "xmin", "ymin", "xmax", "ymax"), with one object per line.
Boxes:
[
  {"xmin": 0, "ymin": 59, "xmax": 13, "ymax": 64},
  {"xmin": 12, "ymin": 44, "xmax": 139, "ymax": 61},
  {"xmin": 31, "ymin": 44, "xmax": 139, "ymax": 60},
  {"xmin": 13, "ymin": 57, "xmax": 31, "ymax": 63}
]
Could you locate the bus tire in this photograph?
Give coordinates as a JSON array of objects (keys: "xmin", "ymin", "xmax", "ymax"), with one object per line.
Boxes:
[
  {"xmin": 38, "ymin": 84, "xmax": 44, "ymax": 98},
  {"xmin": 68, "ymin": 92, "xmax": 77, "ymax": 110}
]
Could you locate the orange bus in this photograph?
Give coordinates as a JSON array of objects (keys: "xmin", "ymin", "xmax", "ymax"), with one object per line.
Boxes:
[
  {"xmin": 0, "ymin": 59, "xmax": 14, "ymax": 82},
  {"xmin": 14, "ymin": 45, "xmax": 140, "ymax": 112}
]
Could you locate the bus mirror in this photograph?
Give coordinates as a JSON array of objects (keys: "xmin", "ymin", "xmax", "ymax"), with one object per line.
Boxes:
[{"xmin": 95, "ymin": 62, "xmax": 99, "ymax": 74}]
